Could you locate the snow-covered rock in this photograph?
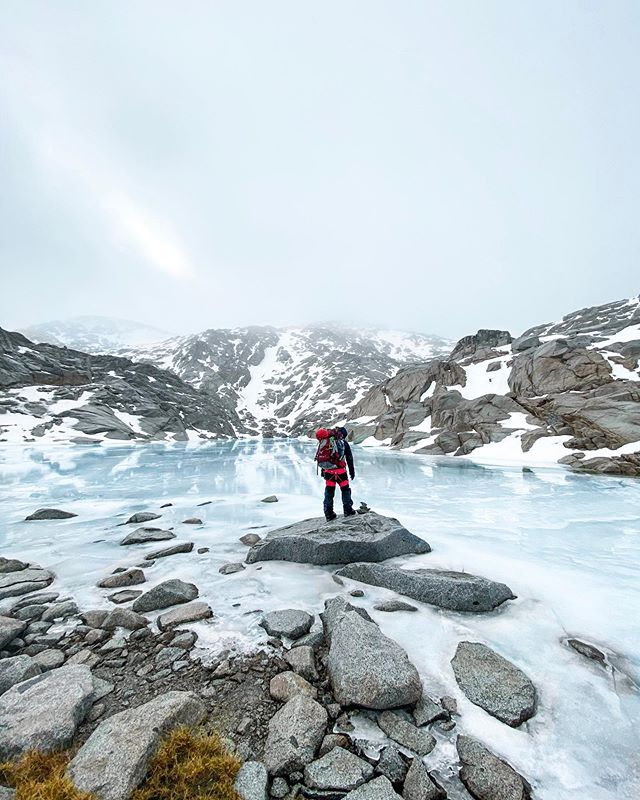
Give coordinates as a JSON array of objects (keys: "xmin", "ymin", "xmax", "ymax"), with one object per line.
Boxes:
[{"xmin": 346, "ymin": 294, "xmax": 640, "ymax": 475}]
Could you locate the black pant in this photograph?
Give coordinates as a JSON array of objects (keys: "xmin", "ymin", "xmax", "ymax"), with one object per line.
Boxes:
[{"xmin": 322, "ymin": 468, "xmax": 354, "ymax": 516}]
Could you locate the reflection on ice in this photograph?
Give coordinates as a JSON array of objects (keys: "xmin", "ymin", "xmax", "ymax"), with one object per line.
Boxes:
[{"xmin": 0, "ymin": 440, "xmax": 639, "ymax": 799}]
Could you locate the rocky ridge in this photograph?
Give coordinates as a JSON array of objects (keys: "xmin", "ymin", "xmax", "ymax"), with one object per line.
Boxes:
[
  {"xmin": 0, "ymin": 327, "xmax": 236, "ymax": 443},
  {"xmin": 345, "ymin": 295, "xmax": 640, "ymax": 476}
]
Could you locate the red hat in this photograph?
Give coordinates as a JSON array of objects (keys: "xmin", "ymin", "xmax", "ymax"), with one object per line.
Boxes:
[{"xmin": 315, "ymin": 428, "xmax": 329, "ymax": 440}]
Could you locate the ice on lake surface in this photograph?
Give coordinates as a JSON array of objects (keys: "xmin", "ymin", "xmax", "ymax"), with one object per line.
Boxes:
[{"xmin": 0, "ymin": 439, "xmax": 639, "ymax": 799}]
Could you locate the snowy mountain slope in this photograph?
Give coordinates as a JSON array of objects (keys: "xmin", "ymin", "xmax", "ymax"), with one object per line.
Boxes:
[
  {"xmin": 120, "ymin": 324, "xmax": 452, "ymax": 436},
  {"xmin": 346, "ymin": 295, "xmax": 640, "ymax": 476},
  {"xmin": 0, "ymin": 327, "xmax": 236, "ymax": 444},
  {"xmin": 19, "ymin": 315, "xmax": 173, "ymax": 354}
]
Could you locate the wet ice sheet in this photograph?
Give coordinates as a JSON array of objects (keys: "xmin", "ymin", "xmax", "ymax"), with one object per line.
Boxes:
[{"xmin": 0, "ymin": 440, "xmax": 639, "ymax": 799}]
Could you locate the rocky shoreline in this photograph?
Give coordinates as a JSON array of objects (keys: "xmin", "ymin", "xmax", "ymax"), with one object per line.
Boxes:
[{"xmin": 0, "ymin": 509, "xmax": 622, "ymax": 799}]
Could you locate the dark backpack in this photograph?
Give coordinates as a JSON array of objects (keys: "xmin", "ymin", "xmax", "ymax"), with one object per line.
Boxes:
[{"xmin": 314, "ymin": 428, "xmax": 346, "ymax": 470}]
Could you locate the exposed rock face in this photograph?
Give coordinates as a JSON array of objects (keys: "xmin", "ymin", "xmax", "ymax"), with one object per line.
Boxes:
[
  {"xmin": 451, "ymin": 642, "xmax": 537, "ymax": 727},
  {"xmin": 0, "ymin": 665, "xmax": 94, "ymax": 759},
  {"xmin": 0, "ymin": 617, "xmax": 27, "ymax": 649},
  {"xmin": 0, "ymin": 326, "xmax": 236, "ymax": 443},
  {"xmin": 323, "ymin": 598, "xmax": 422, "ymax": 709},
  {"xmin": 246, "ymin": 513, "xmax": 431, "ymax": 566},
  {"xmin": 457, "ymin": 735, "xmax": 531, "ymax": 799},
  {"xmin": 263, "ymin": 695, "xmax": 327, "ymax": 776},
  {"xmin": 304, "ymin": 746, "xmax": 374, "ymax": 792},
  {"xmin": 336, "ymin": 564, "xmax": 515, "ymax": 613},
  {"xmin": 345, "ymin": 295, "xmax": 640, "ymax": 475},
  {"xmin": 132, "ymin": 579, "xmax": 198, "ymax": 613},
  {"xmin": 68, "ymin": 691, "xmax": 206, "ymax": 800}
]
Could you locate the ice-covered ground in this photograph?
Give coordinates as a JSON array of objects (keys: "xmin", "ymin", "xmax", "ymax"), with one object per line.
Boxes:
[{"xmin": 0, "ymin": 440, "xmax": 638, "ymax": 799}]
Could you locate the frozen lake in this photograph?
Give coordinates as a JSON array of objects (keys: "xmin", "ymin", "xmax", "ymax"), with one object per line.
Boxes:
[{"xmin": 0, "ymin": 440, "xmax": 639, "ymax": 799}]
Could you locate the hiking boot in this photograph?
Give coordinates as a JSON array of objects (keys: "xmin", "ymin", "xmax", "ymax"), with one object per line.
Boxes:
[
  {"xmin": 325, "ymin": 511, "xmax": 337, "ymax": 522},
  {"xmin": 344, "ymin": 509, "xmax": 357, "ymax": 517}
]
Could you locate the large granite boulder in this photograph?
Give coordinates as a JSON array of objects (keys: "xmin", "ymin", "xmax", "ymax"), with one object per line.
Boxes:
[
  {"xmin": 263, "ymin": 695, "xmax": 327, "ymax": 776},
  {"xmin": 509, "ymin": 341, "xmax": 612, "ymax": 397},
  {"xmin": 235, "ymin": 761, "xmax": 268, "ymax": 800},
  {"xmin": 323, "ymin": 598, "xmax": 421, "ymax": 709},
  {"xmin": 156, "ymin": 601, "xmax": 213, "ymax": 631},
  {"xmin": 344, "ymin": 776, "xmax": 403, "ymax": 800},
  {"xmin": 402, "ymin": 758, "xmax": 446, "ymax": 800},
  {"xmin": 260, "ymin": 609, "xmax": 314, "ymax": 639},
  {"xmin": 0, "ymin": 665, "xmax": 94, "ymax": 759},
  {"xmin": 246, "ymin": 513, "xmax": 430, "ymax": 566},
  {"xmin": 25, "ymin": 508, "xmax": 77, "ymax": 521},
  {"xmin": 377, "ymin": 711, "xmax": 435, "ymax": 756},
  {"xmin": 457, "ymin": 735, "xmax": 531, "ymax": 799},
  {"xmin": 120, "ymin": 528, "xmax": 175, "ymax": 546},
  {"xmin": 336, "ymin": 564, "xmax": 515, "ymax": 613},
  {"xmin": 68, "ymin": 691, "xmax": 206, "ymax": 800},
  {"xmin": 0, "ymin": 568, "xmax": 55, "ymax": 600},
  {"xmin": 451, "ymin": 642, "xmax": 537, "ymax": 727},
  {"xmin": 132, "ymin": 579, "xmax": 198, "ymax": 613},
  {"xmin": 97, "ymin": 568, "xmax": 146, "ymax": 589},
  {"xmin": 304, "ymin": 746, "xmax": 374, "ymax": 792}
]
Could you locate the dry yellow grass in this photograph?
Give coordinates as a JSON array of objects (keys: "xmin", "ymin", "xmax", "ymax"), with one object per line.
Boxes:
[
  {"xmin": 0, "ymin": 728, "xmax": 241, "ymax": 800},
  {"xmin": 132, "ymin": 727, "xmax": 241, "ymax": 800},
  {"xmin": 0, "ymin": 750, "xmax": 93, "ymax": 800}
]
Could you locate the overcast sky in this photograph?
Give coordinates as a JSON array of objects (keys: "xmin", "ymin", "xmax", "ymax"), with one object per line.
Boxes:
[{"xmin": 1, "ymin": 2, "xmax": 638, "ymax": 340}]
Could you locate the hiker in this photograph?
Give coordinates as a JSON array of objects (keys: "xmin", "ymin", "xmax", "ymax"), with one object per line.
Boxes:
[{"xmin": 314, "ymin": 426, "xmax": 356, "ymax": 521}]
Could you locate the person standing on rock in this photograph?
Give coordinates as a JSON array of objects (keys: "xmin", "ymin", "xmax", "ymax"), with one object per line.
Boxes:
[{"xmin": 314, "ymin": 426, "xmax": 356, "ymax": 520}]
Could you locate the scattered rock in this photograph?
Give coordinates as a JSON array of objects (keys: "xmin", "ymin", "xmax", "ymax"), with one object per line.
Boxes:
[
  {"xmin": 182, "ymin": 518, "xmax": 202, "ymax": 525},
  {"xmin": 349, "ymin": 589, "xmax": 365, "ymax": 598},
  {"xmin": 0, "ymin": 665, "xmax": 94, "ymax": 759},
  {"xmin": 108, "ymin": 590, "xmax": 143, "ymax": 604},
  {"xmin": 402, "ymin": 758, "xmax": 445, "ymax": 800},
  {"xmin": 132, "ymin": 579, "xmax": 198, "ymax": 613},
  {"xmin": 240, "ymin": 533, "xmax": 262, "ymax": 546},
  {"xmin": 284, "ymin": 646, "xmax": 317, "ymax": 682},
  {"xmin": 102, "ymin": 608, "xmax": 148, "ymax": 631},
  {"xmin": 0, "ymin": 558, "xmax": 28, "ymax": 573},
  {"xmin": 567, "ymin": 638, "xmax": 606, "ymax": 664},
  {"xmin": 270, "ymin": 777, "xmax": 289, "ymax": 798},
  {"xmin": 98, "ymin": 569, "xmax": 146, "ymax": 589},
  {"xmin": 373, "ymin": 600, "xmax": 417, "ymax": 613},
  {"xmin": 235, "ymin": 761, "xmax": 269, "ymax": 800},
  {"xmin": 124, "ymin": 512, "xmax": 161, "ymax": 525},
  {"xmin": 261, "ymin": 496, "xmax": 279, "ymax": 503},
  {"xmin": 144, "ymin": 542, "xmax": 194, "ymax": 560},
  {"xmin": 120, "ymin": 528, "xmax": 176, "ymax": 546},
  {"xmin": 261, "ymin": 610, "xmax": 314, "ymax": 640},
  {"xmin": 375, "ymin": 746, "xmax": 407, "ymax": 785},
  {"xmin": 25, "ymin": 508, "xmax": 77, "ymax": 521},
  {"xmin": 41, "ymin": 600, "xmax": 79, "ymax": 622},
  {"xmin": 263, "ymin": 695, "xmax": 328, "ymax": 776},
  {"xmin": 344, "ymin": 776, "xmax": 403, "ymax": 800},
  {"xmin": 304, "ymin": 746, "xmax": 374, "ymax": 792},
  {"xmin": 440, "ymin": 696, "xmax": 457, "ymax": 715},
  {"xmin": 197, "ymin": 547, "xmax": 210, "ymax": 554},
  {"xmin": 0, "ymin": 617, "xmax": 26, "ymax": 650},
  {"xmin": 0, "ymin": 655, "xmax": 41, "ymax": 695},
  {"xmin": 323, "ymin": 598, "xmax": 421, "ymax": 709},
  {"xmin": 451, "ymin": 642, "xmax": 537, "ymax": 727},
  {"xmin": 270, "ymin": 671, "xmax": 317, "ymax": 702},
  {"xmin": 68, "ymin": 691, "xmax": 206, "ymax": 800},
  {"xmin": 171, "ymin": 631, "xmax": 197, "ymax": 649},
  {"xmin": 319, "ymin": 734, "xmax": 350, "ymax": 757},
  {"xmin": 457, "ymin": 735, "xmax": 531, "ymax": 800},
  {"xmin": 247, "ymin": 513, "xmax": 431, "ymax": 566},
  {"xmin": 413, "ymin": 695, "xmax": 448, "ymax": 727},
  {"xmin": 81, "ymin": 609, "xmax": 109, "ymax": 628},
  {"xmin": 219, "ymin": 563, "xmax": 246, "ymax": 575},
  {"xmin": 336, "ymin": 564, "xmax": 515, "ymax": 613},
  {"xmin": 156, "ymin": 601, "xmax": 213, "ymax": 631},
  {"xmin": 31, "ymin": 649, "xmax": 65, "ymax": 671},
  {"xmin": 377, "ymin": 712, "xmax": 436, "ymax": 756}
]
